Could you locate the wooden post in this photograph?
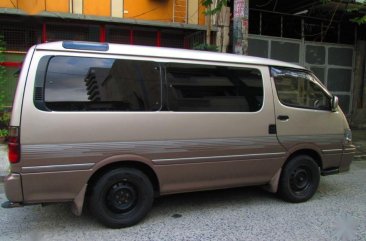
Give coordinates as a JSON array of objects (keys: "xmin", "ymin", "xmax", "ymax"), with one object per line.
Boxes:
[
  {"xmin": 216, "ymin": 7, "xmax": 230, "ymax": 53},
  {"xmin": 206, "ymin": 4, "xmax": 211, "ymax": 45}
]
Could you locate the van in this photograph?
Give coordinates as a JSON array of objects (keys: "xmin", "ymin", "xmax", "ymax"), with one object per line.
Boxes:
[{"xmin": 2, "ymin": 41, "xmax": 355, "ymax": 228}]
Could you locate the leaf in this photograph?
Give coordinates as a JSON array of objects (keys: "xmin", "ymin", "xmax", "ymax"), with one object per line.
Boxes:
[
  {"xmin": 351, "ymin": 15, "xmax": 366, "ymax": 25},
  {"xmin": 201, "ymin": 0, "xmax": 228, "ymax": 15}
]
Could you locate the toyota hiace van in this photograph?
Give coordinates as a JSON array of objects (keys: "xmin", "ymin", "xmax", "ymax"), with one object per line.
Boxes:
[{"xmin": 2, "ymin": 41, "xmax": 355, "ymax": 228}]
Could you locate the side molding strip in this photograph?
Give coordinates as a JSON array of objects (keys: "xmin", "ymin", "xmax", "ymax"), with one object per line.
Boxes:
[
  {"xmin": 21, "ymin": 163, "xmax": 95, "ymax": 173},
  {"xmin": 322, "ymin": 149, "xmax": 343, "ymax": 154},
  {"xmin": 153, "ymin": 152, "xmax": 286, "ymax": 165}
]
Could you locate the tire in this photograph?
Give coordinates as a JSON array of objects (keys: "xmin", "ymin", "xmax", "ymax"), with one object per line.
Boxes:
[
  {"xmin": 278, "ymin": 155, "xmax": 320, "ymax": 203},
  {"xmin": 89, "ymin": 167, "xmax": 154, "ymax": 228}
]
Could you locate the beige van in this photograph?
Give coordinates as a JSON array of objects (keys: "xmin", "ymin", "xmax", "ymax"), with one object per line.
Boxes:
[{"xmin": 2, "ymin": 41, "xmax": 355, "ymax": 228}]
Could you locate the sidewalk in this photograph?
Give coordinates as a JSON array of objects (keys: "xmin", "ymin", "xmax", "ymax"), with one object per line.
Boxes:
[
  {"xmin": 0, "ymin": 130, "xmax": 365, "ymax": 182},
  {"xmin": 0, "ymin": 145, "xmax": 8, "ymax": 181},
  {"xmin": 352, "ymin": 129, "xmax": 366, "ymax": 160}
]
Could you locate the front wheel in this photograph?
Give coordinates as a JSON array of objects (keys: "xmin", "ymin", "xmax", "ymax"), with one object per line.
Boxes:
[
  {"xmin": 89, "ymin": 167, "xmax": 154, "ymax": 228},
  {"xmin": 278, "ymin": 155, "xmax": 320, "ymax": 203}
]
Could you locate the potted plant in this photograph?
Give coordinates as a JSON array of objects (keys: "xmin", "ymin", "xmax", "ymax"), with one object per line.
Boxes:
[
  {"xmin": 0, "ymin": 34, "xmax": 7, "ymax": 143},
  {"xmin": 0, "ymin": 129, "xmax": 8, "ymax": 143}
]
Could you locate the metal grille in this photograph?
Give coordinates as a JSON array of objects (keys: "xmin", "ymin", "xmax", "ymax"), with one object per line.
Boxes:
[
  {"xmin": 106, "ymin": 26, "xmax": 130, "ymax": 44},
  {"xmin": 184, "ymin": 31, "xmax": 206, "ymax": 49},
  {"xmin": 161, "ymin": 30, "xmax": 185, "ymax": 48},
  {"xmin": 0, "ymin": 21, "xmax": 40, "ymax": 51},
  {"xmin": 46, "ymin": 23, "xmax": 99, "ymax": 42},
  {"xmin": 248, "ymin": 34, "xmax": 354, "ymax": 114},
  {"xmin": 133, "ymin": 28, "xmax": 157, "ymax": 46}
]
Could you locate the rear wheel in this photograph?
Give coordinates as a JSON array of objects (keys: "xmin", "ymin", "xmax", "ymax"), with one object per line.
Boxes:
[
  {"xmin": 278, "ymin": 155, "xmax": 320, "ymax": 203},
  {"xmin": 89, "ymin": 167, "xmax": 154, "ymax": 228}
]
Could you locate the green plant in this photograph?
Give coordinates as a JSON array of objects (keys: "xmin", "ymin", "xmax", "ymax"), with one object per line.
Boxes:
[
  {"xmin": 0, "ymin": 128, "xmax": 8, "ymax": 137},
  {"xmin": 0, "ymin": 35, "xmax": 5, "ymax": 109},
  {"xmin": 0, "ymin": 35, "xmax": 8, "ymax": 140},
  {"xmin": 0, "ymin": 112, "xmax": 10, "ymax": 139},
  {"xmin": 201, "ymin": 0, "xmax": 227, "ymax": 15}
]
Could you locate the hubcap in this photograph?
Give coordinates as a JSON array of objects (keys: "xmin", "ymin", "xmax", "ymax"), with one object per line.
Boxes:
[
  {"xmin": 290, "ymin": 167, "xmax": 311, "ymax": 192},
  {"xmin": 106, "ymin": 181, "xmax": 137, "ymax": 213}
]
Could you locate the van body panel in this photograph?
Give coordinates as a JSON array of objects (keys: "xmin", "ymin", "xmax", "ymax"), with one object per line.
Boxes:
[
  {"xmin": 21, "ymin": 170, "xmax": 91, "ymax": 202},
  {"xmin": 156, "ymin": 156, "xmax": 285, "ymax": 195},
  {"xmin": 34, "ymin": 42, "xmax": 305, "ymax": 70},
  {"xmin": 340, "ymin": 146, "xmax": 356, "ymax": 172},
  {"xmin": 3, "ymin": 174, "xmax": 23, "ymax": 202},
  {"xmin": 3, "ymin": 42, "xmax": 353, "ymax": 215},
  {"xmin": 16, "ymin": 52, "xmax": 288, "ymax": 202},
  {"xmin": 9, "ymin": 46, "xmax": 35, "ymax": 127},
  {"xmin": 274, "ymin": 107, "xmax": 345, "ymax": 168}
]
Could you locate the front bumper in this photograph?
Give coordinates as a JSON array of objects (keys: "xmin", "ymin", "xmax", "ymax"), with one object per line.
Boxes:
[{"xmin": 340, "ymin": 144, "xmax": 356, "ymax": 172}]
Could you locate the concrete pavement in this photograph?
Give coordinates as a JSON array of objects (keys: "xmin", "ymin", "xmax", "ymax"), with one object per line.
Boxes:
[
  {"xmin": 0, "ymin": 131, "xmax": 365, "ymax": 240},
  {"xmin": 0, "ymin": 144, "xmax": 8, "ymax": 181},
  {"xmin": 353, "ymin": 129, "xmax": 366, "ymax": 160},
  {"xmin": 0, "ymin": 161, "xmax": 365, "ymax": 240}
]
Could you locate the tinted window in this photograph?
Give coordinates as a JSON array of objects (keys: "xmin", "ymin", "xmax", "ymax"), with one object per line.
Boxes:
[
  {"xmin": 272, "ymin": 67, "xmax": 331, "ymax": 110},
  {"xmin": 166, "ymin": 64, "xmax": 263, "ymax": 112},
  {"xmin": 43, "ymin": 56, "xmax": 161, "ymax": 111}
]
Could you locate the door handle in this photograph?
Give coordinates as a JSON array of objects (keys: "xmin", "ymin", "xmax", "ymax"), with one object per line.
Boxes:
[{"xmin": 277, "ymin": 115, "xmax": 289, "ymax": 121}]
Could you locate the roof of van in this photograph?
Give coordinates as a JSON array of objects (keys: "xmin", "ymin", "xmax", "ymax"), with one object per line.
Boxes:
[{"xmin": 35, "ymin": 41, "xmax": 306, "ymax": 70}]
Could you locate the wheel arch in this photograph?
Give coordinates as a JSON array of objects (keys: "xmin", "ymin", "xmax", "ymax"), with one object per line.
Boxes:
[
  {"xmin": 284, "ymin": 149, "xmax": 323, "ymax": 169},
  {"xmin": 86, "ymin": 160, "xmax": 161, "ymax": 197},
  {"xmin": 266, "ymin": 148, "xmax": 323, "ymax": 194},
  {"xmin": 277, "ymin": 150, "xmax": 321, "ymax": 202}
]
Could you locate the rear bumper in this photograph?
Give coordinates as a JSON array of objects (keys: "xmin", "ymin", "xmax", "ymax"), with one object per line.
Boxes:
[{"xmin": 3, "ymin": 173, "xmax": 23, "ymax": 203}]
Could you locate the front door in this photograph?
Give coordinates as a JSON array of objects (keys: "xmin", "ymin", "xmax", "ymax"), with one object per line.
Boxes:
[{"xmin": 271, "ymin": 67, "xmax": 345, "ymax": 168}]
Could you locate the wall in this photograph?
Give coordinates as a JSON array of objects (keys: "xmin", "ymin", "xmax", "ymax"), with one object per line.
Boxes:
[
  {"xmin": 0, "ymin": 0, "xmax": 205, "ymax": 24},
  {"xmin": 124, "ymin": 0, "xmax": 173, "ymax": 22},
  {"xmin": 83, "ymin": 0, "xmax": 111, "ymax": 17}
]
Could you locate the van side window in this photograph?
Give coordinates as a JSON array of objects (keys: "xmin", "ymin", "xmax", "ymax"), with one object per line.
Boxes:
[
  {"xmin": 271, "ymin": 67, "xmax": 331, "ymax": 110},
  {"xmin": 42, "ymin": 56, "xmax": 161, "ymax": 111},
  {"xmin": 166, "ymin": 63, "xmax": 263, "ymax": 112}
]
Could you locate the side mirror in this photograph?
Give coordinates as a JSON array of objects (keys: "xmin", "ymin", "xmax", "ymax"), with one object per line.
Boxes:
[{"xmin": 331, "ymin": 96, "xmax": 338, "ymax": 112}]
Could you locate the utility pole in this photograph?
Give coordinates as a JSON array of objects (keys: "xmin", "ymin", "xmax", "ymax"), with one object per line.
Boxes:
[{"xmin": 233, "ymin": 0, "xmax": 249, "ymax": 55}]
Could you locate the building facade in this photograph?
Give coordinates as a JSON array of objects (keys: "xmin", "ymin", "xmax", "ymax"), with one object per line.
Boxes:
[
  {"xmin": 0, "ymin": 0, "xmax": 209, "ymax": 108},
  {"xmin": 0, "ymin": 0, "xmax": 365, "ymax": 127}
]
